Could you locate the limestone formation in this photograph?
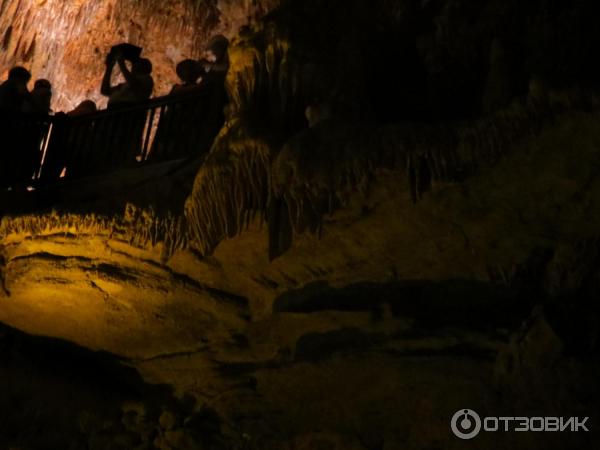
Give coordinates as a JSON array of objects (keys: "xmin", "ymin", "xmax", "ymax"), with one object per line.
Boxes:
[{"xmin": 1, "ymin": 1, "xmax": 600, "ymax": 450}]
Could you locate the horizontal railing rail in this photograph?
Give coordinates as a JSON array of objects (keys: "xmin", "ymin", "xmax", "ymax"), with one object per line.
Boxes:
[{"xmin": 0, "ymin": 88, "xmax": 222, "ymax": 188}]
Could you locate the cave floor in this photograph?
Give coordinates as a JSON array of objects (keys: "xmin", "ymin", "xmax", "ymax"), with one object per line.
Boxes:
[{"xmin": 0, "ymin": 232, "xmax": 596, "ymax": 450}]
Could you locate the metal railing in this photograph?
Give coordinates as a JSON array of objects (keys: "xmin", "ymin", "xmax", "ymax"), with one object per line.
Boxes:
[{"xmin": 0, "ymin": 88, "xmax": 222, "ymax": 188}]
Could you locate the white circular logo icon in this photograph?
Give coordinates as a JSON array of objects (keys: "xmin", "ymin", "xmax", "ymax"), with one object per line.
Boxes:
[{"xmin": 451, "ymin": 409, "xmax": 482, "ymax": 440}]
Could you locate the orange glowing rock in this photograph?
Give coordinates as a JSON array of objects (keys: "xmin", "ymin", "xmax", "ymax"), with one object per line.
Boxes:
[{"xmin": 0, "ymin": 0, "xmax": 279, "ymax": 112}]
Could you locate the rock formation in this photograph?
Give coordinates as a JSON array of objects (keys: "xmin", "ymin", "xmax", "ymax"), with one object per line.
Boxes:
[{"xmin": 1, "ymin": 1, "xmax": 600, "ymax": 449}]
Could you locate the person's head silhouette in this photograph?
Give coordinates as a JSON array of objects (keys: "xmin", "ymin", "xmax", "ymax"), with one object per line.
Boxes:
[
  {"xmin": 33, "ymin": 79, "xmax": 51, "ymax": 90},
  {"xmin": 204, "ymin": 35, "xmax": 229, "ymax": 63},
  {"xmin": 132, "ymin": 58, "xmax": 152, "ymax": 76},
  {"xmin": 176, "ymin": 59, "xmax": 202, "ymax": 84},
  {"xmin": 8, "ymin": 66, "xmax": 31, "ymax": 87},
  {"xmin": 30, "ymin": 78, "xmax": 52, "ymax": 112},
  {"xmin": 68, "ymin": 99, "xmax": 97, "ymax": 116}
]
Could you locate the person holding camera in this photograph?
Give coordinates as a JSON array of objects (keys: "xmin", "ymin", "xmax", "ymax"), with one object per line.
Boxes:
[
  {"xmin": 197, "ymin": 35, "xmax": 229, "ymax": 89},
  {"xmin": 96, "ymin": 44, "xmax": 154, "ymax": 169},
  {"xmin": 101, "ymin": 45, "xmax": 154, "ymax": 109}
]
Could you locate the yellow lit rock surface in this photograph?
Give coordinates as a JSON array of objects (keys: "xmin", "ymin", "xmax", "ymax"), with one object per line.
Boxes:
[{"xmin": 1, "ymin": 110, "xmax": 600, "ymax": 448}]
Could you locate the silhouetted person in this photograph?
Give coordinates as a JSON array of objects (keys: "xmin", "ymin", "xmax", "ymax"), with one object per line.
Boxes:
[
  {"xmin": 67, "ymin": 99, "xmax": 97, "ymax": 117},
  {"xmin": 151, "ymin": 36, "xmax": 229, "ymax": 163},
  {"xmin": 18, "ymin": 79, "xmax": 53, "ymax": 183},
  {"xmin": 0, "ymin": 67, "xmax": 34, "ymax": 187},
  {"xmin": 149, "ymin": 59, "xmax": 205, "ymax": 161},
  {"xmin": 41, "ymin": 100, "xmax": 99, "ymax": 183},
  {"xmin": 189, "ymin": 35, "xmax": 229, "ymax": 157},
  {"xmin": 100, "ymin": 47, "xmax": 154, "ymax": 170},
  {"xmin": 197, "ymin": 35, "xmax": 230, "ymax": 89},
  {"xmin": 23, "ymin": 79, "xmax": 52, "ymax": 114},
  {"xmin": 0, "ymin": 66, "xmax": 31, "ymax": 112},
  {"xmin": 101, "ymin": 50, "xmax": 153, "ymax": 109},
  {"xmin": 170, "ymin": 59, "xmax": 204, "ymax": 96},
  {"xmin": 305, "ymin": 101, "xmax": 332, "ymax": 127}
]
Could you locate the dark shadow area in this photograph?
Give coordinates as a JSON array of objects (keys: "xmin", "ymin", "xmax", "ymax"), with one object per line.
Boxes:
[
  {"xmin": 0, "ymin": 155, "xmax": 203, "ymax": 217},
  {"xmin": 293, "ymin": 327, "xmax": 499, "ymax": 362},
  {"xmin": 283, "ymin": 0, "xmax": 600, "ymax": 122},
  {"xmin": 0, "ymin": 321, "xmax": 175, "ymax": 449},
  {"xmin": 273, "ymin": 279, "xmax": 529, "ymax": 333}
]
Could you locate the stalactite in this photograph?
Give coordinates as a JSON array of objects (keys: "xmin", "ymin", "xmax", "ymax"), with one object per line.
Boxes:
[
  {"xmin": 226, "ymin": 23, "xmax": 296, "ymax": 133},
  {"xmin": 269, "ymin": 97, "xmax": 579, "ymax": 257},
  {"xmin": 0, "ymin": 98, "xmax": 588, "ymax": 261},
  {"xmin": 183, "ymin": 123, "xmax": 272, "ymax": 256}
]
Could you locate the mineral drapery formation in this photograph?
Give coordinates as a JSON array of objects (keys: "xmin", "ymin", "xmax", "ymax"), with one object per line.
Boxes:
[{"xmin": 0, "ymin": 17, "xmax": 595, "ymax": 261}]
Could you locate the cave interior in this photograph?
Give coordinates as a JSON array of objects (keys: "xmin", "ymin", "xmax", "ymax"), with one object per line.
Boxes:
[{"xmin": 0, "ymin": 0, "xmax": 599, "ymax": 449}]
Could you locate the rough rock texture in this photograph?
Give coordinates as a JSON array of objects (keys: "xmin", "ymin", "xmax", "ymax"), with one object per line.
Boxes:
[
  {"xmin": 2, "ymin": 105, "xmax": 600, "ymax": 448},
  {"xmin": 1, "ymin": 1, "xmax": 600, "ymax": 449},
  {"xmin": 0, "ymin": 0, "xmax": 279, "ymax": 111}
]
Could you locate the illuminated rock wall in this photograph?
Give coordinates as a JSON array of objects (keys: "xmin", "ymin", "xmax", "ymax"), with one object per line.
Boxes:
[{"xmin": 0, "ymin": 0, "xmax": 278, "ymax": 112}]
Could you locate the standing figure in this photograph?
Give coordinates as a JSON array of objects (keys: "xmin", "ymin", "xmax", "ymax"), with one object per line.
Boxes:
[
  {"xmin": 0, "ymin": 66, "xmax": 31, "ymax": 112},
  {"xmin": 20, "ymin": 79, "xmax": 53, "ymax": 182},
  {"xmin": 99, "ymin": 45, "xmax": 154, "ymax": 172},
  {"xmin": 191, "ymin": 35, "xmax": 230, "ymax": 155},
  {"xmin": 0, "ymin": 67, "xmax": 33, "ymax": 187},
  {"xmin": 68, "ymin": 100, "xmax": 97, "ymax": 117},
  {"xmin": 40, "ymin": 100, "xmax": 99, "ymax": 183},
  {"xmin": 101, "ymin": 46, "xmax": 153, "ymax": 109},
  {"xmin": 170, "ymin": 59, "xmax": 204, "ymax": 96},
  {"xmin": 149, "ymin": 59, "xmax": 205, "ymax": 161},
  {"xmin": 198, "ymin": 35, "xmax": 230, "ymax": 89},
  {"xmin": 23, "ymin": 79, "xmax": 52, "ymax": 114}
]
